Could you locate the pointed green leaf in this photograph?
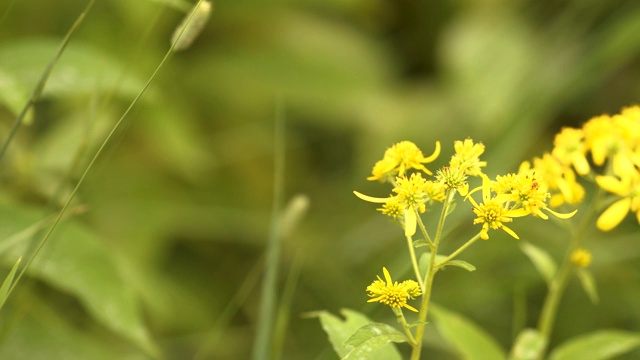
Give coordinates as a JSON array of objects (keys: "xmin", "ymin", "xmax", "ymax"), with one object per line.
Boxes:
[
  {"xmin": 0, "ymin": 299, "xmax": 149, "ymax": 360},
  {"xmin": 440, "ymin": 260, "xmax": 476, "ymax": 272},
  {"xmin": 520, "ymin": 242, "xmax": 557, "ymax": 285},
  {"xmin": 145, "ymin": 0, "xmax": 191, "ymax": 12},
  {"xmin": 0, "ymin": 39, "xmax": 144, "ymax": 99},
  {"xmin": 445, "ymin": 200, "xmax": 457, "ymax": 216},
  {"xmin": 549, "ymin": 330, "xmax": 640, "ymax": 360},
  {"xmin": 419, "ymin": 252, "xmax": 448, "ymax": 277},
  {"xmin": 575, "ymin": 268, "xmax": 599, "ymax": 304},
  {"xmin": 413, "ymin": 239, "xmax": 430, "ymax": 248},
  {"xmin": 0, "ymin": 256, "xmax": 22, "ymax": 310},
  {"xmin": 431, "ymin": 304, "xmax": 506, "ymax": 360},
  {"xmin": 312, "ymin": 309, "xmax": 402, "ymax": 359},
  {"xmin": 0, "ymin": 204, "xmax": 156, "ymax": 355},
  {"xmin": 0, "ymin": 68, "xmax": 33, "ymax": 122},
  {"xmin": 343, "ymin": 323, "xmax": 407, "ymax": 359},
  {"xmin": 509, "ymin": 328, "xmax": 546, "ymax": 360}
]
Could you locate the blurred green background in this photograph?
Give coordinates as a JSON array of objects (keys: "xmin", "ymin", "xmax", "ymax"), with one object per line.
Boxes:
[{"xmin": 0, "ymin": 0, "xmax": 639, "ymax": 359}]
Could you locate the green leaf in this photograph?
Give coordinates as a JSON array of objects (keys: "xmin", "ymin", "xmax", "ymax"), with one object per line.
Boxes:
[
  {"xmin": 413, "ymin": 239, "xmax": 430, "ymax": 248},
  {"xmin": 0, "ymin": 204, "xmax": 157, "ymax": 356},
  {"xmin": 549, "ymin": 330, "xmax": 640, "ymax": 360},
  {"xmin": 419, "ymin": 252, "xmax": 448, "ymax": 276},
  {"xmin": 575, "ymin": 268, "xmax": 599, "ymax": 304},
  {"xmin": 0, "ymin": 68, "xmax": 33, "ymax": 122},
  {"xmin": 440, "ymin": 260, "xmax": 476, "ymax": 272},
  {"xmin": 445, "ymin": 200, "xmax": 457, "ymax": 216},
  {"xmin": 431, "ymin": 304, "xmax": 506, "ymax": 360},
  {"xmin": 0, "ymin": 298, "xmax": 148, "ymax": 360},
  {"xmin": 145, "ymin": 0, "xmax": 191, "ymax": 12},
  {"xmin": 343, "ymin": 323, "xmax": 407, "ymax": 360},
  {"xmin": 311, "ymin": 309, "xmax": 402, "ymax": 360},
  {"xmin": 0, "ymin": 39, "xmax": 143, "ymax": 99},
  {"xmin": 509, "ymin": 328, "xmax": 546, "ymax": 360},
  {"xmin": 520, "ymin": 242, "xmax": 557, "ymax": 285},
  {"xmin": 0, "ymin": 256, "xmax": 22, "ymax": 310}
]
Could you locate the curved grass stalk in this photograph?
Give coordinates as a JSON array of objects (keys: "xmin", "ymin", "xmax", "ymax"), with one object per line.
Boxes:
[{"xmin": 3, "ymin": 0, "xmax": 207, "ymax": 308}]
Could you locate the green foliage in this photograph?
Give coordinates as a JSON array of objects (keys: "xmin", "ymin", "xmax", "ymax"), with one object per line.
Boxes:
[
  {"xmin": 0, "ymin": 256, "xmax": 20, "ymax": 310},
  {"xmin": 575, "ymin": 268, "xmax": 599, "ymax": 304},
  {"xmin": 548, "ymin": 330, "xmax": 640, "ymax": 360},
  {"xmin": 313, "ymin": 309, "xmax": 403, "ymax": 360},
  {"xmin": 520, "ymin": 241, "xmax": 557, "ymax": 286},
  {"xmin": 509, "ymin": 329, "xmax": 546, "ymax": 360},
  {"xmin": 431, "ymin": 304, "xmax": 506, "ymax": 360},
  {"xmin": 343, "ymin": 322, "xmax": 407, "ymax": 359},
  {"xmin": 0, "ymin": 204, "xmax": 156, "ymax": 355},
  {"xmin": 1, "ymin": 0, "xmax": 640, "ymax": 358}
]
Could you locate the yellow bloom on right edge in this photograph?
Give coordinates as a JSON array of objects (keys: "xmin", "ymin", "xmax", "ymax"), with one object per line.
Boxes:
[
  {"xmin": 526, "ymin": 105, "xmax": 640, "ymax": 231},
  {"xmin": 595, "ymin": 172, "xmax": 640, "ymax": 231}
]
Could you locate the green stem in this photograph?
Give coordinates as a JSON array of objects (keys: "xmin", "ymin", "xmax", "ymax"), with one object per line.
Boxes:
[
  {"xmin": 406, "ymin": 233, "xmax": 425, "ymax": 291},
  {"xmin": 435, "ymin": 233, "xmax": 481, "ymax": 270},
  {"xmin": 393, "ymin": 308, "xmax": 418, "ymax": 347},
  {"xmin": 410, "ymin": 189, "xmax": 454, "ymax": 360},
  {"xmin": 416, "ymin": 213, "xmax": 434, "ymax": 246},
  {"xmin": 536, "ymin": 187, "xmax": 603, "ymax": 358}
]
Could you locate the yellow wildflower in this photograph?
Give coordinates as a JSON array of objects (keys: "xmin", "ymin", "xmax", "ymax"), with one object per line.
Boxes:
[
  {"xmin": 451, "ymin": 138, "xmax": 487, "ymax": 176},
  {"xmin": 552, "ymin": 127, "xmax": 590, "ymax": 175},
  {"xmin": 583, "ymin": 114, "xmax": 636, "ymax": 176},
  {"xmin": 595, "ymin": 170, "xmax": 640, "ymax": 231},
  {"xmin": 493, "ymin": 169, "xmax": 577, "ymax": 220},
  {"xmin": 570, "ymin": 248, "xmax": 592, "ymax": 268},
  {"xmin": 378, "ymin": 197, "xmax": 403, "ymax": 220},
  {"xmin": 436, "ymin": 165, "xmax": 469, "ymax": 196},
  {"xmin": 467, "ymin": 175, "xmax": 529, "ymax": 240},
  {"xmin": 528, "ymin": 155, "xmax": 585, "ymax": 207},
  {"xmin": 367, "ymin": 141, "xmax": 440, "ymax": 182},
  {"xmin": 355, "ymin": 173, "xmax": 436, "ymax": 236},
  {"xmin": 366, "ymin": 267, "xmax": 421, "ymax": 312}
]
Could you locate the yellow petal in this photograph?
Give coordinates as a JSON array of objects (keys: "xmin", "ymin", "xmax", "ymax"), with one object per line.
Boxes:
[
  {"xmin": 481, "ymin": 174, "xmax": 492, "ymax": 202},
  {"xmin": 573, "ymin": 155, "xmax": 591, "ymax": 175},
  {"xmin": 596, "ymin": 198, "xmax": 631, "ymax": 231},
  {"xmin": 501, "ymin": 224, "xmax": 520, "ymax": 240},
  {"xmin": 506, "ymin": 208, "xmax": 530, "ymax": 218},
  {"xmin": 403, "ymin": 303, "xmax": 419, "ymax": 312},
  {"xmin": 404, "ymin": 208, "xmax": 417, "ymax": 236},
  {"xmin": 595, "ymin": 176, "xmax": 627, "ymax": 195},
  {"xmin": 422, "ymin": 141, "xmax": 441, "ymax": 162},
  {"xmin": 457, "ymin": 183, "xmax": 469, "ymax": 196},
  {"xmin": 353, "ymin": 191, "xmax": 391, "ymax": 203},
  {"xmin": 382, "ymin": 267, "xmax": 393, "ymax": 286},
  {"xmin": 544, "ymin": 207, "xmax": 578, "ymax": 219}
]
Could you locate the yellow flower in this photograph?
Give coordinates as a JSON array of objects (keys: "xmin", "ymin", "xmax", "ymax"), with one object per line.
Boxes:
[
  {"xmin": 436, "ymin": 165, "xmax": 469, "ymax": 196},
  {"xmin": 467, "ymin": 175, "xmax": 529, "ymax": 240},
  {"xmin": 595, "ymin": 171, "xmax": 640, "ymax": 231},
  {"xmin": 451, "ymin": 138, "xmax": 487, "ymax": 176},
  {"xmin": 355, "ymin": 173, "xmax": 439, "ymax": 236},
  {"xmin": 378, "ymin": 197, "xmax": 403, "ymax": 219},
  {"xmin": 552, "ymin": 127, "xmax": 590, "ymax": 175},
  {"xmin": 583, "ymin": 113, "xmax": 636, "ymax": 176},
  {"xmin": 366, "ymin": 267, "xmax": 421, "ymax": 312},
  {"xmin": 528, "ymin": 155, "xmax": 585, "ymax": 207},
  {"xmin": 367, "ymin": 141, "xmax": 441, "ymax": 182},
  {"xmin": 493, "ymin": 169, "xmax": 577, "ymax": 220},
  {"xmin": 570, "ymin": 248, "xmax": 592, "ymax": 268}
]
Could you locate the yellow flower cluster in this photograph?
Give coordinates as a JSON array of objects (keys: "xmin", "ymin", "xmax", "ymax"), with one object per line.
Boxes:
[
  {"xmin": 526, "ymin": 105, "xmax": 640, "ymax": 231},
  {"xmin": 368, "ymin": 141, "xmax": 441, "ymax": 182},
  {"xmin": 366, "ymin": 267, "xmax": 422, "ymax": 312},
  {"xmin": 355, "ymin": 139, "xmax": 483, "ymax": 236},
  {"xmin": 467, "ymin": 172, "xmax": 575, "ymax": 240}
]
